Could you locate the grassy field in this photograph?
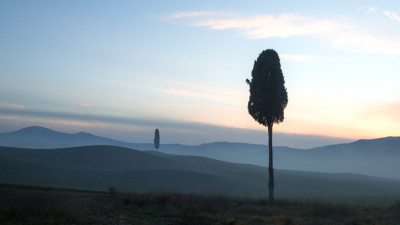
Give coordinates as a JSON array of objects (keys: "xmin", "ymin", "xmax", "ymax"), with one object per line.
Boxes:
[{"xmin": 1, "ymin": 183, "xmax": 399, "ymax": 225}]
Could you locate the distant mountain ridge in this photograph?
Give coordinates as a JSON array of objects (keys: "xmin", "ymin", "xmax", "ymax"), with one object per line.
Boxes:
[
  {"xmin": 0, "ymin": 126, "xmax": 135, "ymax": 149},
  {"xmin": 1, "ymin": 126, "xmax": 399, "ymax": 178}
]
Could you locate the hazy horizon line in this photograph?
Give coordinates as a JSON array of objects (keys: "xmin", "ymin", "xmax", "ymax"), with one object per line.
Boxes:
[{"xmin": 0, "ymin": 123, "xmax": 362, "ymax": 149}]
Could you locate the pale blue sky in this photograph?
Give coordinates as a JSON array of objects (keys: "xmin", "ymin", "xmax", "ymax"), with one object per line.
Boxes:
[{"xmin": 1, "ymin": 1, "xmax": 399, "ymax": 148}]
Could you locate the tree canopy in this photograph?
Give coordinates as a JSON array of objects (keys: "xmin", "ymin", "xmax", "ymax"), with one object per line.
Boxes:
[{"xmin": 246, "ymin": 49, "xmax": 288, "ymax": 127}]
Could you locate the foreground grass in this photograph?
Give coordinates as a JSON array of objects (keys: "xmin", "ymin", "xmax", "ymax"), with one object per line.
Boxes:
[{"xmin": 1, "ymin": 183, "xmax": 399, "ymax": 225}]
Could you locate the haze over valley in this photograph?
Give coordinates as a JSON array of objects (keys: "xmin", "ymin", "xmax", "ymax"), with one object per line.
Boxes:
[{"xmin": 1, "ymin": 126, "xmax": 399, "ymax": 197}]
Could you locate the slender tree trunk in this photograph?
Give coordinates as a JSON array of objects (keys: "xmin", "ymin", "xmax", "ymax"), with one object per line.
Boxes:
[{"xmin": 268, "ymin": 124, "xmax": 274, "ymax": 202}]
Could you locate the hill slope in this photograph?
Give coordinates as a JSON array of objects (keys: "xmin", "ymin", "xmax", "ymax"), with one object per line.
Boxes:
[
  {"xmin": 1, "ymin": 145, "xmax": 400, "ymax": 198},
  {"xmin": 138, "ymin": 140, "xmax": 400, "ymax": 179},
  {"xmin": 1, "ymin": 126, "xmax": 399, "ymax": 178}
]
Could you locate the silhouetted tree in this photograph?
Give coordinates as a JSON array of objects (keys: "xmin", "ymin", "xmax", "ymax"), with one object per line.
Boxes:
[
  {"xmin": 154, "ymin": 128, "xmax": 160, "ymax": 151},
  {"xmin": 246, "ymin": 49, "xmax": 288, "ymax": 202}
]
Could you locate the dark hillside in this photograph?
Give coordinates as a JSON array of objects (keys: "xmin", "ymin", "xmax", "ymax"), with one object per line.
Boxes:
[
  {"xmin": 0, "ymin": 145, "xmax": 186, "ymax": 171},
  {"xmin": 0, "ymin": 150, "xmax": 257, "ymax": 194},
  {"xmin": 1, "ymin": 145, "xmax": 400, "ymax": 198}
]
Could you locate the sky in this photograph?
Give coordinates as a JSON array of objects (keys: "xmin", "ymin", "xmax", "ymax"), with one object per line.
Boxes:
[{"xmin": 0, "ymin": 0, "xmax": 399, "ymax": 148}]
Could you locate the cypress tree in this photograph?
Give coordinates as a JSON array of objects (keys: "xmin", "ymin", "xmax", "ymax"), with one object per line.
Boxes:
[
  {"xmin": 154, "ymin": 129, "xmax": 160, "ymax": 151},
  {"xmin": 246, "ymin": 49, "xmax": 288, "ymax": 201}
]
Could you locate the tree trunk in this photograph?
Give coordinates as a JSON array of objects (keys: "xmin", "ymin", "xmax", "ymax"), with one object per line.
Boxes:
[{"xmin": 268, "ymin": 124, "xmax": 274, "ymax": 202}]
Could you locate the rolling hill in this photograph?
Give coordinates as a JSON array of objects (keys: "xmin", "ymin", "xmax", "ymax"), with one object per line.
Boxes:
[
  {"xmin": 1, "ymin": 126, "xmax": 399, "ymax": 179},
  {"xmin": 1, "ymin": 145, "xmax": 400, "ymax": 198},
  {"xmin": 156, "ymin": 140, "xmax": 400, "ymax": 179}
]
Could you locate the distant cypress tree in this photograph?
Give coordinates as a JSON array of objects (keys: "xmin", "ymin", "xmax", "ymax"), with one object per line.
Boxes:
[
  {"xmin": 154, "ymin": 129, "xmax": 160, "ymax": 151},
  {"xmin": 246, "ymin": 49, "xmax": 288, "ymax": 202}
]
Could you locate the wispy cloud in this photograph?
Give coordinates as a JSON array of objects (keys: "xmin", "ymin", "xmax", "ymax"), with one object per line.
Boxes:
[
  {"xmin": 166, "ymin": 11, "xmax": 214, "ymax": 19},
  {"xmin": 195, "ymin": 14, "xmax": 350, "ymax": 39},
  {"xmin": 2, "ymin": 104, "xmax": 25, "ymax": 110},
  {"xmin": 158, "ymin": 89, "xmax": 215, "ymax": 99},
  {"xmin": 157, "ymin": 87, "xmax": 246, "ymax": 105},
  {"xmin": 367, "ymin": 7, "xmax": 378, "ymax": 13},
  {"xmin": 0, "ymin": 107, "xmax": 205, "ymax": 131},
  {"xmin": 156, "ymin": 79, "xmax": 247, "ymax": 105},
  {"xmin": 124, "ymin": 71, "xmax": 247, "ymax": 104},
  {"xmin": 359, "ymin": 6, "xmax": 378, "ymax": 14},
  {"xmin": 360, "ymin": 6, "xmax": 400, "ymax": 22},
  {"xmin": 383, "ymin": 11, "xmax": 400, "ymax": 22},
  {"xmin": 0, "ymin": 115, "xmax": 20, "ymax": 119},
  {"xmin": 48, "ymin": 119, "xmax": 106, "ymax": 127},
  {"xmin": 164, "ymin": 11, "xmax": 400, "ymax": 54},
  {"xmin": 76, "ymin": 103, "xmax": 91, "ymax": 109}
]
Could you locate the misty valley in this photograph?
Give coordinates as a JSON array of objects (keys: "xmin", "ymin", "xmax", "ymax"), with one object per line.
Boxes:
[{"xmin": 1, "ymin": 126, "xmax": 400, "ymax": 224}]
